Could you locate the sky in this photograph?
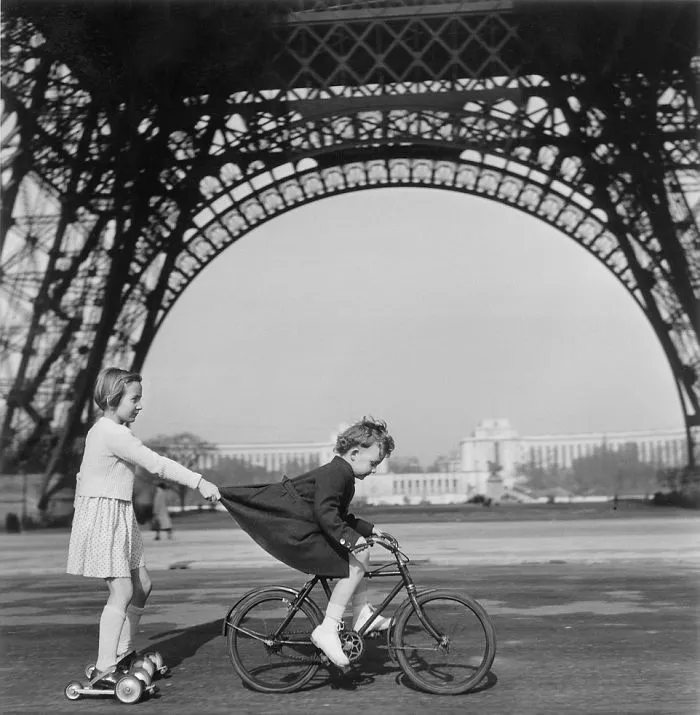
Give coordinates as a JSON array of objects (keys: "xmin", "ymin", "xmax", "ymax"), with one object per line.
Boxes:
[{"xmin": 135, "ymin": 188, "xmax": 684, "ymax": 465}]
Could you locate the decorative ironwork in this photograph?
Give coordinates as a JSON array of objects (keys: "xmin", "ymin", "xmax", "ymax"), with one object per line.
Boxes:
[{"xmin": 1, "ymin": 1, "xmax": 698, "ymax": 497}]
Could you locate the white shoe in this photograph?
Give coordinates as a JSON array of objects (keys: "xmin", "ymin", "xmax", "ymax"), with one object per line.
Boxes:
[
  {"xmin": 311, "ymin": 625, "xmax": 350, "ymax": 667},
  {"xmin": 353, "ymin": 604, "xmax": 392, "ymax": 633}
]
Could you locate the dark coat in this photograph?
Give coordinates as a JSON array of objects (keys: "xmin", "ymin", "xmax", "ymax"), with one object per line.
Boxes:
[{"xmin": 219, "ymin": 456, "xmax": 374, "ymax": 577}]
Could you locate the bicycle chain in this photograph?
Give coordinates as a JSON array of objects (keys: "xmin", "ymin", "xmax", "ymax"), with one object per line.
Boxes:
[
  {"xmin": 232, "ymin": 626, "xmax": 375, "ymax": 665},
  {"xmin": 232, "ymin": 625, "xmax": 322, "ymax": 665}
]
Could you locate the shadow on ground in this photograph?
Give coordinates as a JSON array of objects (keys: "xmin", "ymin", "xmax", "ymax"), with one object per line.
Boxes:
[
  {"xmin": 143, "ymin": 617, "xmax": 499, "ymax": 697},
  {"xmin": 146, "ymin": 619, "xmax": 223, "ymax": 669}
]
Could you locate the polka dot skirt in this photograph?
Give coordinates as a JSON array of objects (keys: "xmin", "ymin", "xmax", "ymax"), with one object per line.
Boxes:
[{"xmin": 67, "ymin": 496, "xmax": 145, "ymax": 578}]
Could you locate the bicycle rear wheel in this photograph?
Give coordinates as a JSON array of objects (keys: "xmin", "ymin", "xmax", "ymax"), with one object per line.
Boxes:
[
  {"xmin": 226, "ymin": 588, "xmax": 322, "ymax": 693},
  {"xmin": 393, "ymin": 589, "xmax": 496, "ymax": 695}
]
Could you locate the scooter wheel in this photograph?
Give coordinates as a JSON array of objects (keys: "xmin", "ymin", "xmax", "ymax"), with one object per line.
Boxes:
[
  {"xmin": 64, "ymin": 681, "xmax": 82, "ymax": 701},
  {"xmin": 145, "ymin": 651, "xmax": 166, "ymax": 674},
  {"xmin": 115, "ymin": 674, "xmax": 143, "ymax": 704},
  {"xmin": 130, "ymin": 666, "xmax": 152, "ymax": 687},
  {"xmin": 132, "ymin": 657, "xmax": 155, "ymax": 678}
]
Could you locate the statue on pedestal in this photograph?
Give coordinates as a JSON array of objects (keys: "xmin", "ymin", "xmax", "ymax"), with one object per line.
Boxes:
[{"xmin": 486, "ymin": 446, "xmax": 505, "ymax": 505}]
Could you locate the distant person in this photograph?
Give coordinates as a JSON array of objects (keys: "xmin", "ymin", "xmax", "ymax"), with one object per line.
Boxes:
[
  {"xmin": 152, "ymin": 482, "xmax": 173, "ymax": 540},
  {"xmin": 66, "ymin": 367, "xmax": 220, "ymax": 687},
  {"xmin": 220, "ymin": 417, "xmax": 395, "ymax": 668}
]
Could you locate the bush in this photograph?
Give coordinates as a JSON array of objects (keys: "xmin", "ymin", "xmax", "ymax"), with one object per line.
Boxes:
[
  {"xmin": 5, "ymin": 513, "xmax": 21, "ymax": 533},
  {"xmin": 21, "ymin": 515, "xmax": 38, "ymax": 530},
  {"xmin": 500, "ymin": 492, "xmax": 520, "ymax": 502},
  {"xmin": 652, "ymin": 490, "xmax": 700, "ymax": 509}
]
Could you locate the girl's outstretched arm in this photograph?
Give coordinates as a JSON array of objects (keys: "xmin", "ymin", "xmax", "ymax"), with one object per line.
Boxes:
[{"xmin": 105, "ymin": 424, "xmax": 203, "ymax": 490}]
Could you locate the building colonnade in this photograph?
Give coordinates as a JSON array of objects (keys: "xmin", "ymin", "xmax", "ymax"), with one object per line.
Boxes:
[{"xmin": 197, "ymin": 419, "xmax": 687, "ymax": 504}]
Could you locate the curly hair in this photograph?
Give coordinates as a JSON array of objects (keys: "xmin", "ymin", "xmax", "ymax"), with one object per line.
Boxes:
[
  {"xmin": 94, "ymin": 367, "xmax": 142, "ymax": 411},
  {"xmin": 334, "ymin": 416, "xmax": 395, "ymax": 459}
]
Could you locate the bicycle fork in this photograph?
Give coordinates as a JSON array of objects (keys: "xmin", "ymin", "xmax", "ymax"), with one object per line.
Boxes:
[{"xmin": 404, "ymin": 584, "xmax": 449, "ymax": 649}]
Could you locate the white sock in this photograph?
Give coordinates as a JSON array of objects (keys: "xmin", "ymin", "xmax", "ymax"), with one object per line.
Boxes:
[
  {"xmin": 96, "ymin": 604, "xmax": 126, "ymax": 671},
  {"xmin": 321, "ymin": 602, "xmax": 345, "ymax": 629},
  {"xmin": 117, "ymin": 604, "xmax": 145, "ymax": 657},
  {"xmin": 352, "ymin": 582, "xmax": 370, "ymax": 619}
]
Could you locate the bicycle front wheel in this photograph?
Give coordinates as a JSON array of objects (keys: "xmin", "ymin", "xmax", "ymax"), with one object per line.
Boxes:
[
  {"xmin": 393, "ymin": 589, "xmax": 496, "ymax": 695},
  {"xmin": 226, "ymin": 589, "xmax": 322, "ymax": 693}
]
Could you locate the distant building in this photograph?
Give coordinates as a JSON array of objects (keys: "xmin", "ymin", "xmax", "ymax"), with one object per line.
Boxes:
[
  {"xmin": 518, "ymin": 426, "xmax": 687, "ymax": 471},
  {"xmin": 198, "ymin": 440, "xmax": 336, "ymax": 474},
  {"xmin": 198, "ymin": 430, "xmax": 389, "ymax": 476},
  {"xmin": 354, "ymin": 471, "xmax": 473, "ymax": 506},
  {"xmin": 200, "ymin": 418, "xmax": 687, "ymax": 504},
  {"xmin": 461, "ymin": 417, "xmax": 686, "ymax": 480},
  {"xmin": 455, "ymin": 418, "xmax": 686, "ymax": 503}
]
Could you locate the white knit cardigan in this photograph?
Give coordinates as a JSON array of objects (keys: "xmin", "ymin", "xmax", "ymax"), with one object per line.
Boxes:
[{"xmin": 75, "ymin": 417, "xmax": 201, "ymax": 502}]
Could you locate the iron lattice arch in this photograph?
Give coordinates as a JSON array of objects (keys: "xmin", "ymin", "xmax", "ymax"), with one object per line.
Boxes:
[{"xmin": 0, "ymin": 0, "xmax": 698, "ymax": 496}]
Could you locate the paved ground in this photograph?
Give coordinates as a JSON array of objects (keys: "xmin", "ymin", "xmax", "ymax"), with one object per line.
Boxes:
[
  {"xmin": 1, "ymin": 517, "xmax": 699, "ymax": 714},
  {"xmin": 2, "ymin": 516, "xmax": 699, "ymax": 575}
]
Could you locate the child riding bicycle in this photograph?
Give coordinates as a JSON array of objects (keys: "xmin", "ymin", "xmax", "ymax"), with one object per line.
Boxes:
[{"xmin": 219, "ymin": 416, "xmax": 395, "ymax": 667}]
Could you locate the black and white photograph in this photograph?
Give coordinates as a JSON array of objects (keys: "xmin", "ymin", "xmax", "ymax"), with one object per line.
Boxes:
[{"xmin": 1, "ymin": 1, "xmax": 698, "ymax": 713}]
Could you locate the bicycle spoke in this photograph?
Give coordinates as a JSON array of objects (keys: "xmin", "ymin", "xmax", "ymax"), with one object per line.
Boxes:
[
  {"xmin": 224, "ymin": 542, "xmax": 496, "ymax": 697},
  {"xmin": 227, "ymin": 591, "xmax": 321, "ymax": 693},
  {"xmin": 395, "ymin": 591, "xmax": 496, "ymax": 695}
]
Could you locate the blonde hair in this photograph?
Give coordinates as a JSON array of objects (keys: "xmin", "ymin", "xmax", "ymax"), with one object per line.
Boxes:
[
  {"xmin": 94, "ymin": 367, "xmax": 142, "ymax": 411},
  {"xmin": 335, "ymin": 416, "xmax": 395, "ymax": 459}
]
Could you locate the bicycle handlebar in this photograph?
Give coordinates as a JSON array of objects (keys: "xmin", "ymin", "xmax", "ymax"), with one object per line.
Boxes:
[{"xmin": 350, "ymin": 532, "xmax": 400, "ymax": 553}]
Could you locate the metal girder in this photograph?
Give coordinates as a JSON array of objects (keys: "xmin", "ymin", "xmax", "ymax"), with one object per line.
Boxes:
[
  {"xmin": 1, "ymin": 0, "xmax": 698, "ymax": 498},
  {"xmin": 287, "ymin": 1, "xmax": 514, "ymax": 24}
]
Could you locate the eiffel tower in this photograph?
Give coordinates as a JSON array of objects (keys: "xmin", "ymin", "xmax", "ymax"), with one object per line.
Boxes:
[{"xmin": 1, "ymin": 1, "xmax": 698, "ymax": 504}]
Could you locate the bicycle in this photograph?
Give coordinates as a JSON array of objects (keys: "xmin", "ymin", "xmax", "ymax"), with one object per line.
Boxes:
[{"xmin": 222, "ymin": 533, "xmax": 496, "ymax": 695}]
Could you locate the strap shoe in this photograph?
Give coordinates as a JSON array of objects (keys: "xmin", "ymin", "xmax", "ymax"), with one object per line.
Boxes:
[
  {"xmin": 353, "ymin": 604, "xmax": 392, "ymax": 633},
  {"xmin": 311, "ymin": 624, "xmax": 350, "ymax": 667}
]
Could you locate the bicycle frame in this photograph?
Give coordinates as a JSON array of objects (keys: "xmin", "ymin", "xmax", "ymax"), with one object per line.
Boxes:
[
  {"xmin": 224, "ymin": 534, "xmax": 497, "ymax": 696},
  {"xmin": 274, "ymin": 538, "xmax": 444, "ymax": 645}
]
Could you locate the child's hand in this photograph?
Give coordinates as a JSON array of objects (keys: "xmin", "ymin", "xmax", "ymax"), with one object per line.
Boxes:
[
  {"xmin": 370, "ymin": 528, "xmax": 398, "ymax": 548},
  {"xmin": 354, "ymin": 536, "xmax": 368, "ymax": 550},
  {"xmin": 198, "ymin": 478, "xmax": 221, "ymax": 502}
]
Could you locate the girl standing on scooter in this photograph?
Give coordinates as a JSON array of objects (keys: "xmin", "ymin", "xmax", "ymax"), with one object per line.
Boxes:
[{"xmin": 66, "ymin": 367, "xmax": 220, "ymax": 685}]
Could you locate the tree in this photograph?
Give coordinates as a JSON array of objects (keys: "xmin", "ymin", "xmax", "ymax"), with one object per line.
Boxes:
[
  {"xmin": 569, "ymin": 442, "xmax": 657, "ymax": 496},
  {"xmin": 277, "ymin": 455, "xmax": 321, "ymax": 478},
  {"xmin": 516, "ymin": 460, "xmax": 567, "ymax": 493},
  {"xmin": 426, "ymin": 452, "xmax": 459, "ymax": 473},
  {"xmin": 202, "ymin": 456, "xmax": 274, "ymax": 486},
  {"xmin": 36, "ymin": 435, "xmax": 85, "ymax": 511},
  {"xmin": 143, "ymin": 432, "xmax": 216, "ymax": 510},
  {"xmin": 388, "ymin": 456, "xmax": 423, "ymax": 473},
  {"xmin": 200, "ymin": 453, "xmax": 321, "ymax": 488},
  {"xmin": 516, "ymin": 442, "xmax": 660, "ymax": 497}
]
